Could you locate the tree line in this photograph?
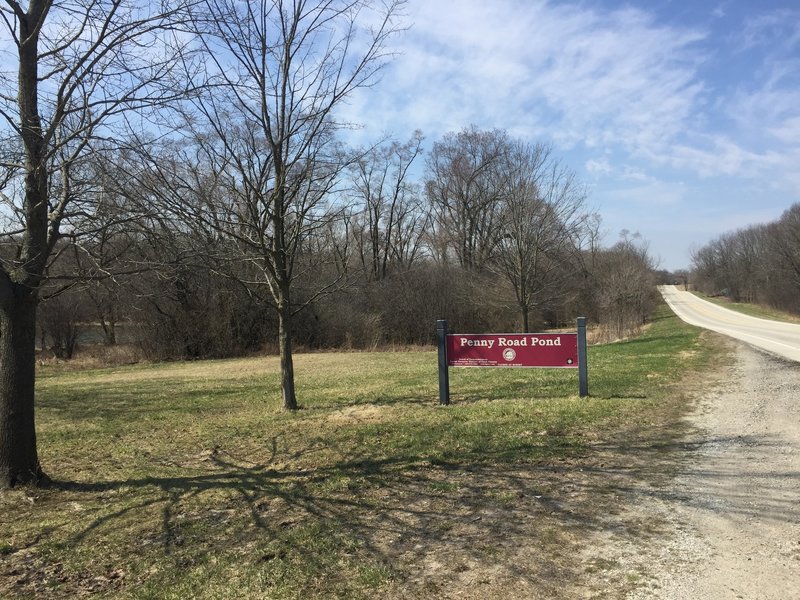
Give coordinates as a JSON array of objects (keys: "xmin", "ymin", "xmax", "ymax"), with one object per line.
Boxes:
[
  {"xmin": 691, "ymin": 204, "xmax": 800, "ymax": 314},
  {"xmin": 36, "ymin": 127, "xmax": 659, "ymax": 362},
  {"xmin": 0, "ymin": 0, "xmax": 658, "ymax": 487}
]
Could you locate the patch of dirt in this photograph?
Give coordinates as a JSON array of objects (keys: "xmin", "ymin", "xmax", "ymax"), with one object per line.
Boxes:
[
  {"xmin": 325, "ymin": 404, "xmax": 386, "ymax": 424},
  {"xmin": 314, "ymin": 412, "xmax": 702, "ymax": 598},
  {"xmin": 336, "ymin": 459, "xmax": 612, "ymax": 599},
  {"xmin": 0, "ymin": 549, "xmax": 126, "ymax": 599}
]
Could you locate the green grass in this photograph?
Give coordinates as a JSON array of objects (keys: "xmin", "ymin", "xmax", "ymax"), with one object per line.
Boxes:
[
  {"xmin": 691, "ymin": 292, "xmax": 800, "ymax": 323},
  {"xmin": 1, "ymin": 306, "xmax": 717, "ymax": 598}
]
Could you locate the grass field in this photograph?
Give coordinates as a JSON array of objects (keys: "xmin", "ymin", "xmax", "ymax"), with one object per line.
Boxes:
[{"xmin": 1, "ymin": 307, "xmax": 719, "ymax": 599}]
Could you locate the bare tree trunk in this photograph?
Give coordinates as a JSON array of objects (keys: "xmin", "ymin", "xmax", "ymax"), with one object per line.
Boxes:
[
  {"xmin": 278, "ymin": 302, "xmax": 297, "ymax": 410},
  {"xmin": 0, "ymin": 1, "xmax": 49, "ymax": 489},
  {"xmin": 100, "ymin": 316, "xmax": 117, "ymax": 346},
  {"xmin": 521, "ymin": 304, "xmax": 530, "ymax": 334},
  {"xmin": 0, "ymin": 283, "xmax": 45, "ymax": 488}
]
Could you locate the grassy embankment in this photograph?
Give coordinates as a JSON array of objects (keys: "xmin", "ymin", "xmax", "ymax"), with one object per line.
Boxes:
[{"xmin": 1, "ymin": 305, "xmax": 718, "ymax": 599}]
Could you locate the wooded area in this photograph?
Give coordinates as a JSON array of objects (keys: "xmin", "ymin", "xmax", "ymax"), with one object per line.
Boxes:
[
  {"xmin": 0, "ymin": 0, "xmax": 658, "ymax": 487},
  {"xmin": 691, "ymin": 203, "xmax": 800, "ymax": 314},
  {"xmin": 34, "ymin": 128, "xmax": 659, "ymax": 358}
]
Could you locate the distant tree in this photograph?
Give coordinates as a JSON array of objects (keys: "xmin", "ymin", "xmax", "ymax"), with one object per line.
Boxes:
[
  {"xmin": 692, "ymin": 226, "xmax": 768, "ymax": 303},
  {"xmin": 425, "ymin": 127, "xmax": 509, "ymax": 270},
  {"xmin": 350, "ymin": 131, "xmax": 427, "ymax": 281},
  {"xmin": 592, "ymin": 235, "xmax": 659, "ymax": 340},
  {"xmin": 69, "ymin": 153, "xmax": 151, "ymax": 346},
  {"xmin": 766, "ymin": 204, "xmax": 800, "ymax": 310},
  {"xmin": 38, "ymin": 288, "xmax": 86, "ymax": 359},
  {"xmin": 693, "ymin": 203, "xmax": 800, "ymax": 315},
  {"xmin": 492, "ymin": 142, "xmax": 591, "ymax": 332},
  {"xmin": 672, "ymin": 269, "xmax": 690, "ymax": 289}
]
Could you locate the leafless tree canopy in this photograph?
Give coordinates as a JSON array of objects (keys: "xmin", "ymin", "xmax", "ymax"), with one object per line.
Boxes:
[
  {"xmin": 491, "ymin": 141, "xmax": 591, "ymax": 332},
  {"xmin": 348, "ymin": 131, "xmax": 426, "ymax": 281},
  {"xmin": 425, "ymin": 127, "xmax": 510, "ymax": 270}
]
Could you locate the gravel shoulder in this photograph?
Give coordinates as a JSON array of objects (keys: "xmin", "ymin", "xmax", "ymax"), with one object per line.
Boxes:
[{"xmin": 612, "ymin": 341, "xmax": 800, "ymax": 599}]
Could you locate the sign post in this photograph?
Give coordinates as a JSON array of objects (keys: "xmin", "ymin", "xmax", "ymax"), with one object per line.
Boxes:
[
  {"xmin": 436, "ymin": 318, "xmax": 589, "ymax": 402},
  {"xmin": 577, "ymin": 317, "xmax": 588, "ymax": 398},
  {"xmin": 436, "ymin": 319, "xmax": 450, "ymax": 405}
]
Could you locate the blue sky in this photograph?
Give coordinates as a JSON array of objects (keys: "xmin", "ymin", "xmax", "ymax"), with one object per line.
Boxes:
[{"xmin": 339, "ymin": 0, "xmax": 800, "ymax": 270}]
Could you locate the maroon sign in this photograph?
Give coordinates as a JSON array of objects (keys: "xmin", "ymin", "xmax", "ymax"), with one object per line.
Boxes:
[{"xmin": 447, "ymin": 333, "xmax": 578, "ymax": 368}]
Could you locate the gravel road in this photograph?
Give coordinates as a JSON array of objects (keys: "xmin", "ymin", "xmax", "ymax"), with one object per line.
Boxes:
[{"xmin": 627, "ymin": 342, "xmax": 800, "ymax": 599}]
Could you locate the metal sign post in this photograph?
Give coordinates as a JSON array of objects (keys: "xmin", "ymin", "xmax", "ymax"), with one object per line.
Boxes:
[
  {"xmin": 577, "ymin": 317, "xmax": 588, "ymax": 398},
  {"xmin": 436, "ymin": 319, "xmax": 450, "ymax": 405}
]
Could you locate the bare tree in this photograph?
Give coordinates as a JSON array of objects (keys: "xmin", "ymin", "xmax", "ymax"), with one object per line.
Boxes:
[
  {"xmin": 768, "ymin": 204, "xmax": 800, "ymax": 308},
  {"xmin": 138, "ymin": 0, "xmax": 406, "ymax": 410},
  {"xmin": 350, "ymin": 131, "xmax": 427, "ymax": 281},
  {"xmin": 492, "ymin": 142, "xmax": 591, "ymax": 332},
  {"xmin": 425, "ymin": 127, "xmax": 509, "ymax": 270},
  {"xmin": 592, "ymin": 234, "xmax": 658, "ymax": 340},
  {"xmin": 692, "ymin": 226, "xmax": 768, "ymax": 303},
  {"xmin": 0, "ymin": 0, "xmax": 195, "ymax": 487}
]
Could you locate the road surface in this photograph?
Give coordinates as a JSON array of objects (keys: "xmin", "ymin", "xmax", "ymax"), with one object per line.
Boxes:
[{"xmin": 659, "ymin": 285, "xmax": 800, "ymax": 363}]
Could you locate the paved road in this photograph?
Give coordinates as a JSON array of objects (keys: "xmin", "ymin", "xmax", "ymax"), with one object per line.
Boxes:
[{"xmin": 659, "ymin": 285, "xmax": 800, "ymax": 363}]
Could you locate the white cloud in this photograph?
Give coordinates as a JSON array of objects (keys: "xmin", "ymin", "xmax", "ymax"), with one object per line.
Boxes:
[
  {"xmin": 586, "ymin": 157, "xmax": 612, "ymax": 176},
  {"xmin": 339, "ymin": 0, "xmax": 708, "ymax": 155},
  {"xmin": 603, "ymin": 179, "xmax": 686, "ymax": 209},
  {"xmin": 620, "ymin": 166, "xmax": 653, "ymax": 182},
  {"xmin": 726, "ymin": 62, "xmax": 800, "ymax": 135},
  {"xmin": 657, "ymin": 133, "xmax": 797, "ymax": 193},
  {"xmin": 740, "ymin": 9, "xmax": 800, "ymax": 53}
]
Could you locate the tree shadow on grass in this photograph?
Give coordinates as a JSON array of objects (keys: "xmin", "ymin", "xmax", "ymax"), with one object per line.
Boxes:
[
  {"xmin": 9, "ymin": 425, "xmax": 799, "ymax": 598},
  {"xmin": 41, "ymin": 445, "xmax": 584, "ymax": 595}
]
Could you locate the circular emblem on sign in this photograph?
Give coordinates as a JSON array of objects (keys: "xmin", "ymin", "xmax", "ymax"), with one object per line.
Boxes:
[{"xmin": 502, "ymin": 348, "xmax": 516, "ymax": 362}]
